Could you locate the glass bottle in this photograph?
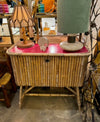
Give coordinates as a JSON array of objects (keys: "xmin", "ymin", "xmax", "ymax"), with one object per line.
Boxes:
[{"xmin": 43, "ymin": 22, "xmax": 50, "ymax": 35}]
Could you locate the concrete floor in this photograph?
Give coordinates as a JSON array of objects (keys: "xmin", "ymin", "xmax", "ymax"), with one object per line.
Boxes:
[{"xmin": 0, "ymin": 88, "xmax": 100, "ymax": 122}]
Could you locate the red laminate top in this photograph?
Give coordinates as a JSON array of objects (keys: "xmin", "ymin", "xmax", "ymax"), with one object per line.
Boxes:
[{"xmin": 10, "ymin": 44, "xmax": 89, "ymax": 54}]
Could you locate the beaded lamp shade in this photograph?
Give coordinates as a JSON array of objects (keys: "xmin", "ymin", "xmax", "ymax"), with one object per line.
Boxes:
[
  {"xmin": 9, "ymin": 2, "xmax": 35, "ymax": 48},
  {"xmin": 10, "ymin": 5, "xmax": 34, "ymax": 28}
]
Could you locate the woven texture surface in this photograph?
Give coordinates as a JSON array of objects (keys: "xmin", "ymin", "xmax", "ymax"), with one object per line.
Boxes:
[{"xmin": 10, "ymin": 54, "xmax": 88, "ymax": 87}]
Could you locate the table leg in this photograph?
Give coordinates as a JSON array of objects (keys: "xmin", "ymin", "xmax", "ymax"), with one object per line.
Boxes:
[
  {"xmin": 19, "ymin": 86, "xmax": 23, "ymax": 108},
  {"xmin": 76, "ymin": 87, "xmax": 81, "ymax": 111}
]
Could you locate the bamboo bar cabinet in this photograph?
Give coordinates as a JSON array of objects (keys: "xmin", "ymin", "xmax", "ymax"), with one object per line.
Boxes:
[{"xmin": 7, "ymin": 43, "xmax": 90, "ymax": 109}]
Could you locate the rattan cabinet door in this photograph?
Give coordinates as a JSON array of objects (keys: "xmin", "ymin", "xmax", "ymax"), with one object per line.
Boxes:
[{"xmin": 10, "ymin": 55, "xmax": 88, "ymax": 87}]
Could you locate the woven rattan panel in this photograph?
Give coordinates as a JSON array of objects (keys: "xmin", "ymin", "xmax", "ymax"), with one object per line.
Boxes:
[{"xmin": 10, "ymin": 55, "xmax": 88, "ymax": 87}]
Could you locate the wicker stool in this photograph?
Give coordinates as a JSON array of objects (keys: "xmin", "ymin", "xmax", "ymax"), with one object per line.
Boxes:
[{"xmin": 0, "ymin": 73, "xmax": 11, "ymax": 108}]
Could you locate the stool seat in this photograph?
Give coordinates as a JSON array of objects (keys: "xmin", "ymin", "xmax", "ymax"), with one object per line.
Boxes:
[
  {"xmin": 0, "ymin": 73, "xmax": 11, "ymax": 87},
  {"xmin": 0, "ymin": 73, "xmax": 12, "ymax": 108}
]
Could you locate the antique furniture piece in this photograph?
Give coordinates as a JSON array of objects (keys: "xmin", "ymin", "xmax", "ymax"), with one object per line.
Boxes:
[
  {"xmin": 0, "ymin": 37, "xmax": 17, "ymax": 108},
  {"xmin": 0, "ymin": 73, "xmax": 11, "ymax": 108},
  {"xmin": 0, "ymin": 38, "xmax": 17, "ymax": 108},
  {"xmin": 9, "ymin": 0, "xmax": 35, "ymax": 48},
  {"xmin": 57, "ymin": 0, "xmax": 91, "ymax": 51},
  {"xmin": 0, "ymin": 41, "xmax": 17, "ymax": 108},
  {"xmin": 7, "ymin": 42, "xmax": 90, "ymax": 109},
  {"xmin": 0, "ymin": 72, "xmax": 17, "ymax": 108}
]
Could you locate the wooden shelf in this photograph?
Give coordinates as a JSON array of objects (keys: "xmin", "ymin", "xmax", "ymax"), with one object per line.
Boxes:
[
  {"xmin": 0, "ymin": 37, "xmax": 12, "ymax": 45},
  {"xmin": 0, "ymin": 13, "xmax": 12, "ymax": 18},
  {"xmin": 36, "ymin": 12, "xmax": 57, "ymax": 18}
]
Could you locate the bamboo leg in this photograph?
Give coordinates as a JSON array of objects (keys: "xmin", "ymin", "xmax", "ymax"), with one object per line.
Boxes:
[
  {"xmin": 66, "ymin": 87, "xmax": 76, "ymax": 95},
  {"xmin": 19, "ymin": 86, "xmax": 23, "ymax": 108},
  {"xmin": 24, "ymin": 86, "xmax": 34, "ymax": 95},
  {"xmin": 76, "ymin": 87, "xmax": 81, "ymax": 111}
]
